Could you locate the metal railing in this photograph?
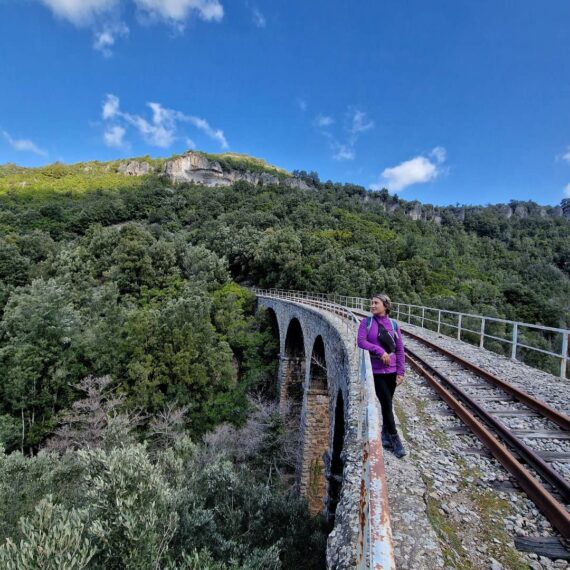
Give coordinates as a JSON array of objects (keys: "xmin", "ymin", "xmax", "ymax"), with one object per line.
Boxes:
[
  {"xmin": 252, "ymin": 288, "xmax": 396, "ymax": 569},
  {"xmin": 252, "ymin": 287, "xmax": 569, "ymax": 567},
  {"xmin": 300, "ymin": 291, "xmax": 568, "ymax": 380},
  {"xmin": 252, "ymin": 288, "xmax": 359, "ymax": 335}
]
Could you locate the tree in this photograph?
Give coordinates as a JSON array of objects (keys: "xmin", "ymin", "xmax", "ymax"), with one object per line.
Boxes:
[
  {"xmin": 0, "ymin": 279, "xmax": 83, "ymax": 450},
  {"xmin": 79, "ymin": 445, "xmax": 178, "ymax": 570},
  {"xmin": 0, "ymin": 496, "xmax": 96, "ymax": 570}
]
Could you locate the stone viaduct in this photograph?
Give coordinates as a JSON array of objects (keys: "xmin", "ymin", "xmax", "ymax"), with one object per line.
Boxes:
[{"xmin": 256, "ymin": 292, "xmax": 393, "ymax": 569}]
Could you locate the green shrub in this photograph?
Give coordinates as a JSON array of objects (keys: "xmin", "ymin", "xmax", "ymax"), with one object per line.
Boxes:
[
  {"xmin": 79, "ymin": 444, "xmax": 178, "ymax": 570},
  {"xmin": 0, "ymin": 496, "xmax": 96, "ymax": 570}
]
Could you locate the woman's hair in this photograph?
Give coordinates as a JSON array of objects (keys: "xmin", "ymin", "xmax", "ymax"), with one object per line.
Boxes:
[{"xmin": 372, "ymin": 293, "xmax": 392, "ymax": 315}]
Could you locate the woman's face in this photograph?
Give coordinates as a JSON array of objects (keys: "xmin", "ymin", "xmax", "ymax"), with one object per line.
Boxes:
[{"xmin": 371, "ymin": 297, "xmax": 386, "ymax": 315}]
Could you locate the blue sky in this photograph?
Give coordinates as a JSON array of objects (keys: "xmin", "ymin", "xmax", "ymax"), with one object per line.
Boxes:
[{"xmin": 1, "ymin": 0, "xmax": 570, "ymax": 206}]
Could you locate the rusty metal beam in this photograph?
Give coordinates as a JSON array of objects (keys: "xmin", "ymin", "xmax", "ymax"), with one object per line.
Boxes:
[{"xmin": 357, "ymin": 349, "xmax": 396, "ymax": 569}]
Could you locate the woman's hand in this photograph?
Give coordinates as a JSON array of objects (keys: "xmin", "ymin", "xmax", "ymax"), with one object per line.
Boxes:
[
  {"xmin": 396, "ymin": 375, "xmax": 404, "ymax": 386},
  {"xmin": 381, "ymin": 352, "xmax": 391, "ymax": 365}
]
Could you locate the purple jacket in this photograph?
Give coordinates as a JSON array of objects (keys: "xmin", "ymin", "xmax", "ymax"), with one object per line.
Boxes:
[{"xmin": 357, "ymin": 315, "xmax": 405, "ymax": 376}]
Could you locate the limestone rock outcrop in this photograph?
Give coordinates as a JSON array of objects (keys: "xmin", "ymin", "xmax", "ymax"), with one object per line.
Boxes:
[
  {"xmin": 118, "ymin": 161, "xmax": 151, "ymax": 176},
  {"xmin": 163, "ymin": 153, "xmax": 228, "ymax": 186},
  {"xmin": 116, "ymin": 152, "xmax": 312, "ymax": 190},
  {"xmin": 162, "ymin": 152, "xmax": 312, "ymax": 190}
]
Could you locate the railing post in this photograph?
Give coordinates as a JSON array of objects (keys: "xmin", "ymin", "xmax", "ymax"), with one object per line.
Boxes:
[
  {"xmin": 268, "ymin": 286, "xmax": 567, "ymax": 384},
  {"xmin": 511, "ymin": 323, "xmax": 518, "ymax": 361},
  {"xmin": 457, "ymin": 314, "xmax": 462, "ymax": 340},
  {"xmin": 561, "ymin": 332, "xmax": 568, "ymax": 380}
]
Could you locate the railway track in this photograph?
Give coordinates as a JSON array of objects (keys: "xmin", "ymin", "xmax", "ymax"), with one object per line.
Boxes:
[{"xmin": 401, "ymin": 327, "xmax": 570, "ymax": 547}]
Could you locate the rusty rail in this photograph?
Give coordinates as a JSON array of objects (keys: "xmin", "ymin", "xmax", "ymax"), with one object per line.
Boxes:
[
  {"xmin": 252, "ymin": 288, "xmax": 396, "ymax": 569},
  {"xmin": 402, "ymin": 328, "xmax": 570, "ymax": 431},
  {"xmin": 406, "ymin": 349, "xmax": 570, "ymax": 540}
]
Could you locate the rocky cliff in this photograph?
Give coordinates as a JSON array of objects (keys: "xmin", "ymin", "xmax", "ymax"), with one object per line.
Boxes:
[
  {"xmin": 116, "ymin": 152, "xmax": 569, "ymax": 223},
  {"xmin": 118, "ymin": 151, "xmax": 312, "ymax": 191},
  {"xmin": 396, "ymin": 200, "xmax": 566, "ymax": 224}
]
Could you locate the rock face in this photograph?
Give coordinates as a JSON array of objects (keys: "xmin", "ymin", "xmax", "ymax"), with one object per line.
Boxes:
[
  {"xmin": 406, "ymin": 202, "xmax": 423, "ymax": 221},
  {"xmin": 115, "ymin": 153, "xmax": 570, "ymax": 224},
  {"xmin": 396, "ymin": 202, "xmax": 566, "ymax": 224},
  {"xmin": 164, "ymin": 152, "xmax": 312, "ymax": 190},
  {"xmin": 117, "ymin": 152, "xmax": 312, "ymax": 190},
  {"xmin": 164, "ymin": 153, "xmax": 228, "ymax": 186},
  {"xmin": 118, "ymin": 161, "xmax": 151, "ymax": 177}
]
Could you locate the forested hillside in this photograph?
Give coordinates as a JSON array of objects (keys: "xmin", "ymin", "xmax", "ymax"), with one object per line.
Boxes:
[{"xmin": 0, "ymin": 155, "xmax": 569, "ymax": 567}]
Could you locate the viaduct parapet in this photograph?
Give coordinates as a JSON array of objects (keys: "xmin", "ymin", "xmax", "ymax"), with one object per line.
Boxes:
[{"xmin": 256, "ymin": 294, "xmax": 394, "ymax": 569}]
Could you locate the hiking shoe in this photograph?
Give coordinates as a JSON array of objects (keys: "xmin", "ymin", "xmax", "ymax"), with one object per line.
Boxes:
[
  {"xmin": 381, "ymin": 429, "xmax": 393, "ymax": 450},
  {"xmin": 390, "ymin": 433, "xmax": 407, "ymax": 458}
]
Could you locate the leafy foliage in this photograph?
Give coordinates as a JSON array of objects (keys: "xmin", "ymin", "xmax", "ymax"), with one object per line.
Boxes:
[
  {"xmin": 0, "ymin": 413, "xmax": 326, "ymax": 569},
  {"xmin": 0, "ymin": 153, "xmax": 569, "ymax": 566},
  {"xmin": 0, "ymin": 496, "xmax": 96, "ymax": 570}
]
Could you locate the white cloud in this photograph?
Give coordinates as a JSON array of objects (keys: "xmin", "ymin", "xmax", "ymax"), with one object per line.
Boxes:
[
  {"xmin": 133, "ymin": 0, "xmax": 223, "ymax": 26},
  {"xmin": 100, "ymin": 94, "xmax": 228, "ymax": 149},
  {"xmin": 297, "ymin": 98, "xmax": 308, "ymax": 112},
  {"xmin": 560, "ymin": 147, "xmax": 570, "ymax": 163},
  {"xmin": 39, "ymin": 0, "xmax": 125, "ymax": 55},
  {"xmin": 251, "ymin": 7, "xmax": 265, "ymax": 27},
  {"xmin": 103, "ymin": 125, "xmax": 127, "ymax": 147},
  {"xmin": 94, "ymin": 30, "xmax": 115, "ymax": 55},
  {"xmin": 183, "ymin": 115, "xmax": 228, "ymax": 149},
  {"xmin": 564, "ymin": 184, "xmax": 570, "ymax": 198},
  {"xmin": 430, "ymin": 146, "xmax": 446, "ymax": 164},
  {"xmin": 185, "ymin": 137, "xmax": 196, "ymax": 149},
  {"xmin": 102, "ymin": 94, "xmax": 120, "ymax": 120},
  {"xmin": 2, "ymin": 130, "xmax": 48, "ymax": 157},
  {"xmin": 314, "ymin": 114, "xmax": 334, "ymax": 128},
  {"xmin": 374, "ymin": 151, "xmax": 446, "ymax": 192},
  {"xmin": 93, "ymin": 23, "xmax": 129, "ymax": 56},
  {"xmin": 332, "ymin": 142, "xmax": 354, "ymax": 162},
  {"xmin": 125, "ymin": 102, "xmax": 177, "ymax": 147},
  {"xmin": 38, "ymin": 0, "xmax": 119, "ymax": 26},
  {"xmin": 314, "ymin": 106, "xmax": 373, "ymax": 161},
  {"xmin": 348, "ymin": 109, "xmax": 374, "ymax": 137},
  {"xmin": 38, "ymin": 0, "xmax": 223, "ymax": 54}
]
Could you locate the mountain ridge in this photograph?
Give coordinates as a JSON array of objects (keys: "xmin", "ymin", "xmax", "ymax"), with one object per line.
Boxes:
[{"xmin": 1, "ymin": 150, "xmax": 569, "ymax": 222}]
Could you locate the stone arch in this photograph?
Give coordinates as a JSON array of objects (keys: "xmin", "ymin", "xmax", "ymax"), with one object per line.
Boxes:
[
  {"xmin": 264, "ymin": 307, "xmax": 280, "ymax": 340},
  {"xmin": 300, "ymin": 335, "xmax": 331, "ymax": 514},
  {"xmin": 326, "ymin": 390, "xmax": 346, "ymax": 524},
  {"xmin": 309, "ymin": 335, "xmax": 327, "ymax": 390},
  {"xmin": 261, "ymin": 307, "xmax": 281, "ymax": 400},
  {"xmin": 280, "ymin": 318, "xmax": 306, "ymax": 413}
]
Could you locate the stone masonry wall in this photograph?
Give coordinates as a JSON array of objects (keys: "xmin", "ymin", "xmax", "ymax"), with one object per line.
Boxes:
[
  {"xmin": 300, "ymin": 388, "xmax": 331, "ymax": 514},
  {"xmin": 256, "ymin": 298, "xmax": 363, "ymax": 568}
]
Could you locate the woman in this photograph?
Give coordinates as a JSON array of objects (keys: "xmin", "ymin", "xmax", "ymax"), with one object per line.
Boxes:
[{"xmin": 357, "ymin": 293, "xmax": 406, "ymax": 458}]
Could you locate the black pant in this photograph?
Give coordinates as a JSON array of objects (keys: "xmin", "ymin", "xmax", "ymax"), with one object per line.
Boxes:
[{"xmin": 373, "ymin": 373, "xmax": 397, "ymax": 435}]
